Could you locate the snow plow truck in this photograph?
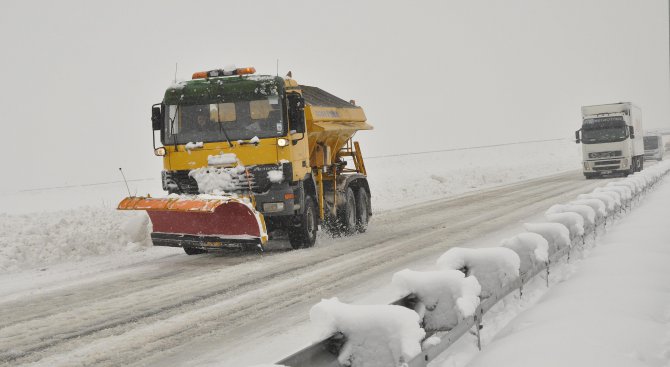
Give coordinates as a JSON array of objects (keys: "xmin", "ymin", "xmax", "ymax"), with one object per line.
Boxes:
[{"xmin": 118, "ymin": 67, "xmax": 373, "ymax": 254}]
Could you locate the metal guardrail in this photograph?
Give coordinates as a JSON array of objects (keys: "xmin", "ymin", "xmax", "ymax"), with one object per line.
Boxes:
[{"xmin": 277, "ymin": 170, "xmax": 666, "ymax": 367}]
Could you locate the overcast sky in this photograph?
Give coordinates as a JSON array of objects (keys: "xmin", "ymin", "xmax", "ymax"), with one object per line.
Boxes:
[{"xmin": 0, "ymin": 0, "xmax": 668, "ymax": 192}]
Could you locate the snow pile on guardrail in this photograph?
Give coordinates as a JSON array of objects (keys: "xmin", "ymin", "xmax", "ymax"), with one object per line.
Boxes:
[
  {"xmin": 310, "ymin": 298, "xmax": 425, "ymax": 367},
  {"xmin": 392, "ymin": 270, "xmax": 481, "ymax": 331},
  {"xmin": 281, "ymin": 161, "xmax": 670, "ymax": 367},
  {"xmin": 436, "ymin": 248, "xmax": 520, "ymax": 299},
  {"xmin": 501, "ymin": 233, "xmax": 548, "ymax": 275}
]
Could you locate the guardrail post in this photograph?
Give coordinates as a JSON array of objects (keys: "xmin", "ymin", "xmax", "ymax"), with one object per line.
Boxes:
[
  {"xmin": 474, "ymin": 309, "xmax": 483, "ymax": 351},
  {"xmin": 545, "ymin": 261, "xmax": 550, "ymax": 287}
]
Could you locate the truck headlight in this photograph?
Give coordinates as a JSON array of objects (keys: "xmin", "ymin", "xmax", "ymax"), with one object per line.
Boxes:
[
  {"xmin": 277, "ymin": 138, "xmax": 289, "ymax": 147},
  {"xmin": 263, "ymin": 202, "xmax": 285, "ymax": 213},
  {"xmin": 154, "ymin": 147, "xmax": 166, "ymax": 156},
  {"xmin": 620, "ymin": 158, "xmax": 628, "ymax": 168}
]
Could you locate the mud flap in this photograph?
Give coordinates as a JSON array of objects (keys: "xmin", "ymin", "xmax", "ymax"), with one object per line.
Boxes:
[{"xmin": 118, "ymin": 196, "xmax": 268, "ymax": 249}]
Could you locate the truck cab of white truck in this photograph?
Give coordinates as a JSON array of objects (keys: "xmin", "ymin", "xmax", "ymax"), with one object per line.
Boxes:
[{"xmin": 575, "ymin": 102, "xmax": 644, "ymax": 179}]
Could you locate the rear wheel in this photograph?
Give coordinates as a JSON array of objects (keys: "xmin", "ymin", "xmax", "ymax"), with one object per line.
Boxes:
[
  {"xmin": 183, "ymin": 247, "xmax": 206, "ymax": 255},
  {"xmin": 288, "ymin": 195, "xmax": 318, "ymax": 249},
  {"xmin": 355, "ymin": 189, "xmax": 370, "ymax": 233},
  {"xmin": 339, "ymin": 188, "xmax": 357, "ymax": 235}
]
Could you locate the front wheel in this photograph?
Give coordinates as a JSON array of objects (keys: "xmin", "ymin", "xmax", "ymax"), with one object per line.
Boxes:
[{"xmin": 288, "ymin": 196, "xmax": 318, "ymax": 249}]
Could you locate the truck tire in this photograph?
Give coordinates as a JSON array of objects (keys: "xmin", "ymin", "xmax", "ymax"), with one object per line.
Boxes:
[
  {"xmin": 339, "ymin": 188, "xmax": 357, "ymax": 235},
  {"xmin": 288, "ymin": 195, "xmax": 318, "ymax": 249},
  {"xmin": 183, "ymin": 247, "xmax": 206, "ymax": 255},
  {"xmin": 355, "ymin": 189, "xmax": 370, "ymax": 233}
]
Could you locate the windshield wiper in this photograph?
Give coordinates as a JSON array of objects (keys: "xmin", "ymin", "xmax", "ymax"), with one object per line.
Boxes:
[
  {"xmin": 169, "ymin": 105, "xmax": 180, "ymax": 152},
  {"xmin": 216, "ymin": 107, "xmax": 234, "ymax": 148}
]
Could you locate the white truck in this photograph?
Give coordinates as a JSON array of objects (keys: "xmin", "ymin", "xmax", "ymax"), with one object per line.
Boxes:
[{"xmin": 575, "ymin": 102, "xmax": 644, "ymax": 179}]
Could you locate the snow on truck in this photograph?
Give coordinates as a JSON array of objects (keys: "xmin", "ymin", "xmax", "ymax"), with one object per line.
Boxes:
[
  {"xmin": 118, "ymin": 67, "xmax": 373, "ymax": 254},
  {"xmin": 575, "ymin": 102, "xmax": 644, "ymax": 179}
]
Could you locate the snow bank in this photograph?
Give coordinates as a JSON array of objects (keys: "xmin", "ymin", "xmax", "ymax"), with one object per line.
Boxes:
[
  {"xmin": 309, "ymin": 298, "xmax": 425, "ymax": 367},
  {"xmin": 609, "ymin": 180, "xmax": 639, "ymax": 196},
  {"xmin": 546, "ymin": 204, "xmax": 595, "ymax": 227},
  {"xmin": 462, "ymin": 169, "xmax": 670, "ymax": 367},
  {"xmin": 569, "ymin": 198, "xmax": 607, "ymax": 220},
  {"xmin": 545, "ymin": 212, "xmax": 584, "ymax": 238},
  {"xmin": 392, "ymin": 269, "xmax": 481, "ymax": 331},
  {"xmin": 603, "ymin": 183, "xmax": 632, "ymax": 201},
  {"xmin": 501, "ymin": 232, "xmax": 548, "ymax": 275},
  {"xmin": 0, "ymin": 208, "xmax": 151, "ymax": 272},
  {"xmin": 436, "ymin": 247, "xmax": 520, "ymax": 298},
  {"xmin": 523, "ymin": 222, "xmax": 571, "ymax": 254},
  {"xmin": 366, "ymin": 139, "xmax": 580, "ymax": 212},
  {"xmin": 578, "ymin": 193, "xmax": 616, "ymax": 213},
  {"xmin": 592, "ymin": 187, "xmax": 622, "ymax": 207}
]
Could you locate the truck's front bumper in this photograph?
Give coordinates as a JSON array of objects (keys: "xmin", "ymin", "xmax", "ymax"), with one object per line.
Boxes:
[{"xmin": 583, "ymin": 158, "xmax": 629, "ymax": 173}]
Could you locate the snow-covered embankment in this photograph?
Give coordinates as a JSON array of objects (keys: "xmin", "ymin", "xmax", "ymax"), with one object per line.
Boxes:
[{"xmin": 281, "ymin": 161, "xmax": 670, "ymax": 367}]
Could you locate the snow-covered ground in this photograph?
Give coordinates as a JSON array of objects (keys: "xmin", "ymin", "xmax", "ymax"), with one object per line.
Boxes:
[
  {"xmin": 3, "ymin": 138, "xmax": 664, "ymax": 367},
  {"xmin": 0, "ymin": 140, "xmax": 579, "ymax": 273},
  {"xmin": 436, "ymin": 168, "xmax": 670, "ymax": 367}
]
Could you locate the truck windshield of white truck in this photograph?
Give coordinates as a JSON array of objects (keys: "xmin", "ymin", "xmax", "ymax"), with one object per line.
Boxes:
[{"xmin": 582, "ymin": 117, "xmax": 629, "ymax": 144}]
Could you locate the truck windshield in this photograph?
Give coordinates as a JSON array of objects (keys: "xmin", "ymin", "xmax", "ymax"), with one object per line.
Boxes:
[
  {"xmin": 581, "ymin": 126, "xmax": 628, "ymax": 144},
  {"xmin": 644, "ymin": 136, "xmax": 659, "ymax": 150},
  {"xmin": 164, "ymin": 96, "xmax": 284, "ymax": 144}
]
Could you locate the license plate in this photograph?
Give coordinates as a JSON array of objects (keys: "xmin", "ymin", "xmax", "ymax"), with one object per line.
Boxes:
[
  {"xmin": 601, "ymin": 170, "xmax": 612, "ymax": 174},
  {"xmin": 205, "ymin": 241, "xmax": 224, "ymax": 247}
]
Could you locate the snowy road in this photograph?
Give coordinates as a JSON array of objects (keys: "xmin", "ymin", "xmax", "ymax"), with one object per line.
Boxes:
[{"xmin": 0, "ymin": 171, "xmax": 614, "ymax": 367}]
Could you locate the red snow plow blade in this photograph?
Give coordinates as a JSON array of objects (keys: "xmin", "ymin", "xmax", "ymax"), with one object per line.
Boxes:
[{"xmin": 118, "ymin": 196, "xmax": 268, "ymax": 249}]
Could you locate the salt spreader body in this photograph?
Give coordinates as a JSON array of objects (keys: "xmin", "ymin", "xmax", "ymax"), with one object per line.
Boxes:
[{"xmin": 119, "ymin": 67, "xmax": 373, "ymax": 254}]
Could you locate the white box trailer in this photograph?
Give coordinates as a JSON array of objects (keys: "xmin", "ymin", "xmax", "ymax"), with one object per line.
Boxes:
[{"xmin": 576, "ymin": 102, "xmax": 644, "ymax": 179}]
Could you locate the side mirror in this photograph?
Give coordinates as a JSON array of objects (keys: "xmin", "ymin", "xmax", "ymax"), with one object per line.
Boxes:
[
  {"xmin": 629, "ymin": 126, "xmax": 635, "ymax": 139},
  {"xmin": 151, "ymin": 104, "xmax": 163, "ymax": 131},
  {"xmin": 287, "ymin": 94, "xmax": 306, "ymax": 134},
  {"xmin": 575, "ymin": 130, "xmax": 581, "ymax": 144}
]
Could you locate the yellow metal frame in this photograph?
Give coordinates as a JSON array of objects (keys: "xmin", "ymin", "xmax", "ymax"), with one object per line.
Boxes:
[{"xmin": 313, "ymin": 139, "xmax": 367, "ymax": 220}]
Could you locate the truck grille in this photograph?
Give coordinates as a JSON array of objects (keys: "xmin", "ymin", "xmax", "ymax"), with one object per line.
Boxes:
[
  {"xmin": 162, "ymin": 163, "xmax": 291, "ymax": 194},
  {"xmin": 589, "ymin": 151, "xmax": 622, "ymax": 159},
  {"xmin": 594, "ymin": 160, "xmax": 620, "ymax": 166}
]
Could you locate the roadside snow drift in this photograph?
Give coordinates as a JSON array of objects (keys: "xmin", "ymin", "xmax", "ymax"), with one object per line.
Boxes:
[
  {"xmin": 436, "ymin": 247, "xmax": 520, "ymax": 298},
  {"xmin": 464, "ymin": 162, "xmax": 670, "ymax": 367},
  {"xmin": 309, "ymin": 298, "xmax": 425, "ymax": 367},
  {"xmin": 392, "ymin": 269, "xmax": 481, "ymax": 331},
  {"xmin": 501, "ymin": 232, "xmax": 548, "ymax": 275}
]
